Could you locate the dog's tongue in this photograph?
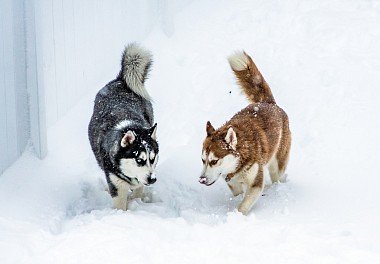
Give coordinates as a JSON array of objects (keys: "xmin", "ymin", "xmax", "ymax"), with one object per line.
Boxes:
[{"xmin": 199, "ymin": 177, "xmax": 207, "ymax": 184}]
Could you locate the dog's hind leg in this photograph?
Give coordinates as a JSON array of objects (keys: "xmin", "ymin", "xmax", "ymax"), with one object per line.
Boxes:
[
  {"xmin": 276, "ymin": 121, "xmax": 291, "ymax": 182},
  {"xmin": 238, "ymin": 164, "xmax": 264, "ymax": 215},
  {"xmin": 268, "ymin": 156, "xmax": 281, "ymax": 183}
]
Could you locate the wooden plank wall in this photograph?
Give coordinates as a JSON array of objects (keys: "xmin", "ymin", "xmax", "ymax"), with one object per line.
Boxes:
[
  {"xmin": 34, "ymin": 0, "xmax": 165, "ymax": 127},
  {"xmin": 0, "ymin": 0, "xmax": 193, "ymax": 174},
  {"xmin": 0, "ymin": 0, "xmax": 29, "ymax": 174}
]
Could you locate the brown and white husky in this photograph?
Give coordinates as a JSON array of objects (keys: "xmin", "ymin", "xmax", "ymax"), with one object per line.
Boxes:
[{"xmin": 199, "ymin": 51, "xmax": 291, "ymax": 215}]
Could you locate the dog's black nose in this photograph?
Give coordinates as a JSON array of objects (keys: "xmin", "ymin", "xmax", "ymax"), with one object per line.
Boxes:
[{"xmin": 147, "ymin": 176, "xmax": 157, "ymax": 184}]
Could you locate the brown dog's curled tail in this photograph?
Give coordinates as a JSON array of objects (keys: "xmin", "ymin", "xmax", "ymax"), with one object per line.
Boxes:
[{"xmin": 228, "ymin": 51, "xmax": 276, "ymax": 104}]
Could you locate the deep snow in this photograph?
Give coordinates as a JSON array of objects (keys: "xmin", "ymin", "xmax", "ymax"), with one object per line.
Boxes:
[{"xmin": 1, "ymin": 0, "xmax": 380, "ymax": 263}]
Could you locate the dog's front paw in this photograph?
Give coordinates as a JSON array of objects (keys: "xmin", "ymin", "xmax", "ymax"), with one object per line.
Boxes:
[
  {"xmin": 237, "ymin": 205, "xmax": 249, "ymax": 215},
  {"xmin": 141, "ymin": 193, "xmax": 153, "ymax": 203},
  {"xmin": 141, "ymin": 189, "xmax": 162, "ymax": 203}
]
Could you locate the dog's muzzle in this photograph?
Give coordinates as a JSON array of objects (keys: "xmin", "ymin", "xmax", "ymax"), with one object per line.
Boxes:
[
  {"xmin": 145, "ymin": 174, "xmax": 157, "ymax": 185},
  {"xmin": 199, "ymin": 176, "xmax": 207, "ymax": 184},
  {"xmin": 199, "ymin": 176, "xmax": 216, "ymax": 186}
]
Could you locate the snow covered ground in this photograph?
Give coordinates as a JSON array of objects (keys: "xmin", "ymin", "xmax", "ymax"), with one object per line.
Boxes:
[{"xmin": 1, "ymin": 0, "xmax": 380, "ymax": 263}]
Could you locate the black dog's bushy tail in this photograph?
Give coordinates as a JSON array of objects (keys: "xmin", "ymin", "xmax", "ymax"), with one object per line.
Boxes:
[{"xmin": 120, "ymin": 43, "xmax": 153, "ymax": 100}]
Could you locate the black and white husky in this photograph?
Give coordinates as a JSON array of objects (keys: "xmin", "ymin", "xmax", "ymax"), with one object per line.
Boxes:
[{"xmin": 88, "ymin": 43, "xmax": 159, "ymax": 210}]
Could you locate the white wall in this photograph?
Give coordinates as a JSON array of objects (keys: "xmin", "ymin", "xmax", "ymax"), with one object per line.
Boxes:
[
  {"xmin": 0, "ymin": 0, "xmax": 193, "ymax": 174},
  {"xmin": 34, "ymin": 0, "xmax": 192, "ymax": 127},
  {"xmin": 0, "ymin": 0, "xmax": 30, "ymax": 174}
]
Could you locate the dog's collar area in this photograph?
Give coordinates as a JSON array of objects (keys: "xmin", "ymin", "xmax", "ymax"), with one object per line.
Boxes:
[
  {"xmin": 115, "ymin": 171, "xmax": 139, "ymax": 185},
  {"xmin": 225, "ymin": 173, "xmax": 235, "ymax": 182}
]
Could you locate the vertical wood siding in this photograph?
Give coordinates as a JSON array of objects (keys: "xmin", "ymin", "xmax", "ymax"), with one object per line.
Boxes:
[
  {"xmin": 35, "ymin": 0, "xmax": 161, "ymax": 127},
  {"xmin": 1, "ymin": 0, "xmax": 192, "ymax": 174},
  {"xmin": 0, "ymin": 0, "xmax": 29, "ymax": 174}
]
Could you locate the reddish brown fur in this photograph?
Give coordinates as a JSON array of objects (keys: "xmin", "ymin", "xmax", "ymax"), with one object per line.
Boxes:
[
  {"xmin": 231, "ymin": 51, "xmax": 276, "ymax": 104},
  {"xmin": 201, "ymin": 51, "xmax": 291, "ymax": 215},
  {"xmin": 203, "ymin": 103, "xmax": 290, "ymax": 180}
]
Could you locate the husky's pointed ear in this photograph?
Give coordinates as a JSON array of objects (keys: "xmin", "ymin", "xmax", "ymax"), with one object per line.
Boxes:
[
  {"xmin": 121, "ymin": 130, "xmax": 135, "ymax": 147},
  {"xmin": 149, "ymin": 123, "xmax": 157, "ymax": 140},
  {"xmin": 206, "ymin": 121, "xmax": 215, "ymax": 137},
  {"xmin": 225, "ymin": 127, "xmax": 237, "ymax": 150}
]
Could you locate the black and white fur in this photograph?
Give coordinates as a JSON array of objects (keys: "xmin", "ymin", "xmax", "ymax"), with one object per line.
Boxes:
[{"xmin": 88, "ymin": 43, "xmax": 159, "ymax": 210}]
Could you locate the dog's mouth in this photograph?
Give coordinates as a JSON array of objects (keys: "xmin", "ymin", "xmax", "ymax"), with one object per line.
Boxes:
[
  {"xmin": 142, "ymin": 175, "xmax": 157, "ymax": 186},
  {"xmin": 199, "ymin": 177, "xmax": 216, "ymax": 186},
  {"xmin": 205, "ymin": 181, "xmax": 216, "ymax": 186}
]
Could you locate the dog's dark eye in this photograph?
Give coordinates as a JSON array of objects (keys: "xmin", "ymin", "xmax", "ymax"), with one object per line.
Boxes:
[
  {"xmin": 210, "ymin": 160, "xmax": 218, "ymax": 166},
  {"xmin": 136, "ymin": 158, "xmax": 146, "ymax": 166},
  {"xmin": 202, "ymin": 159, "xmax": 205, "ymax": 164}
]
